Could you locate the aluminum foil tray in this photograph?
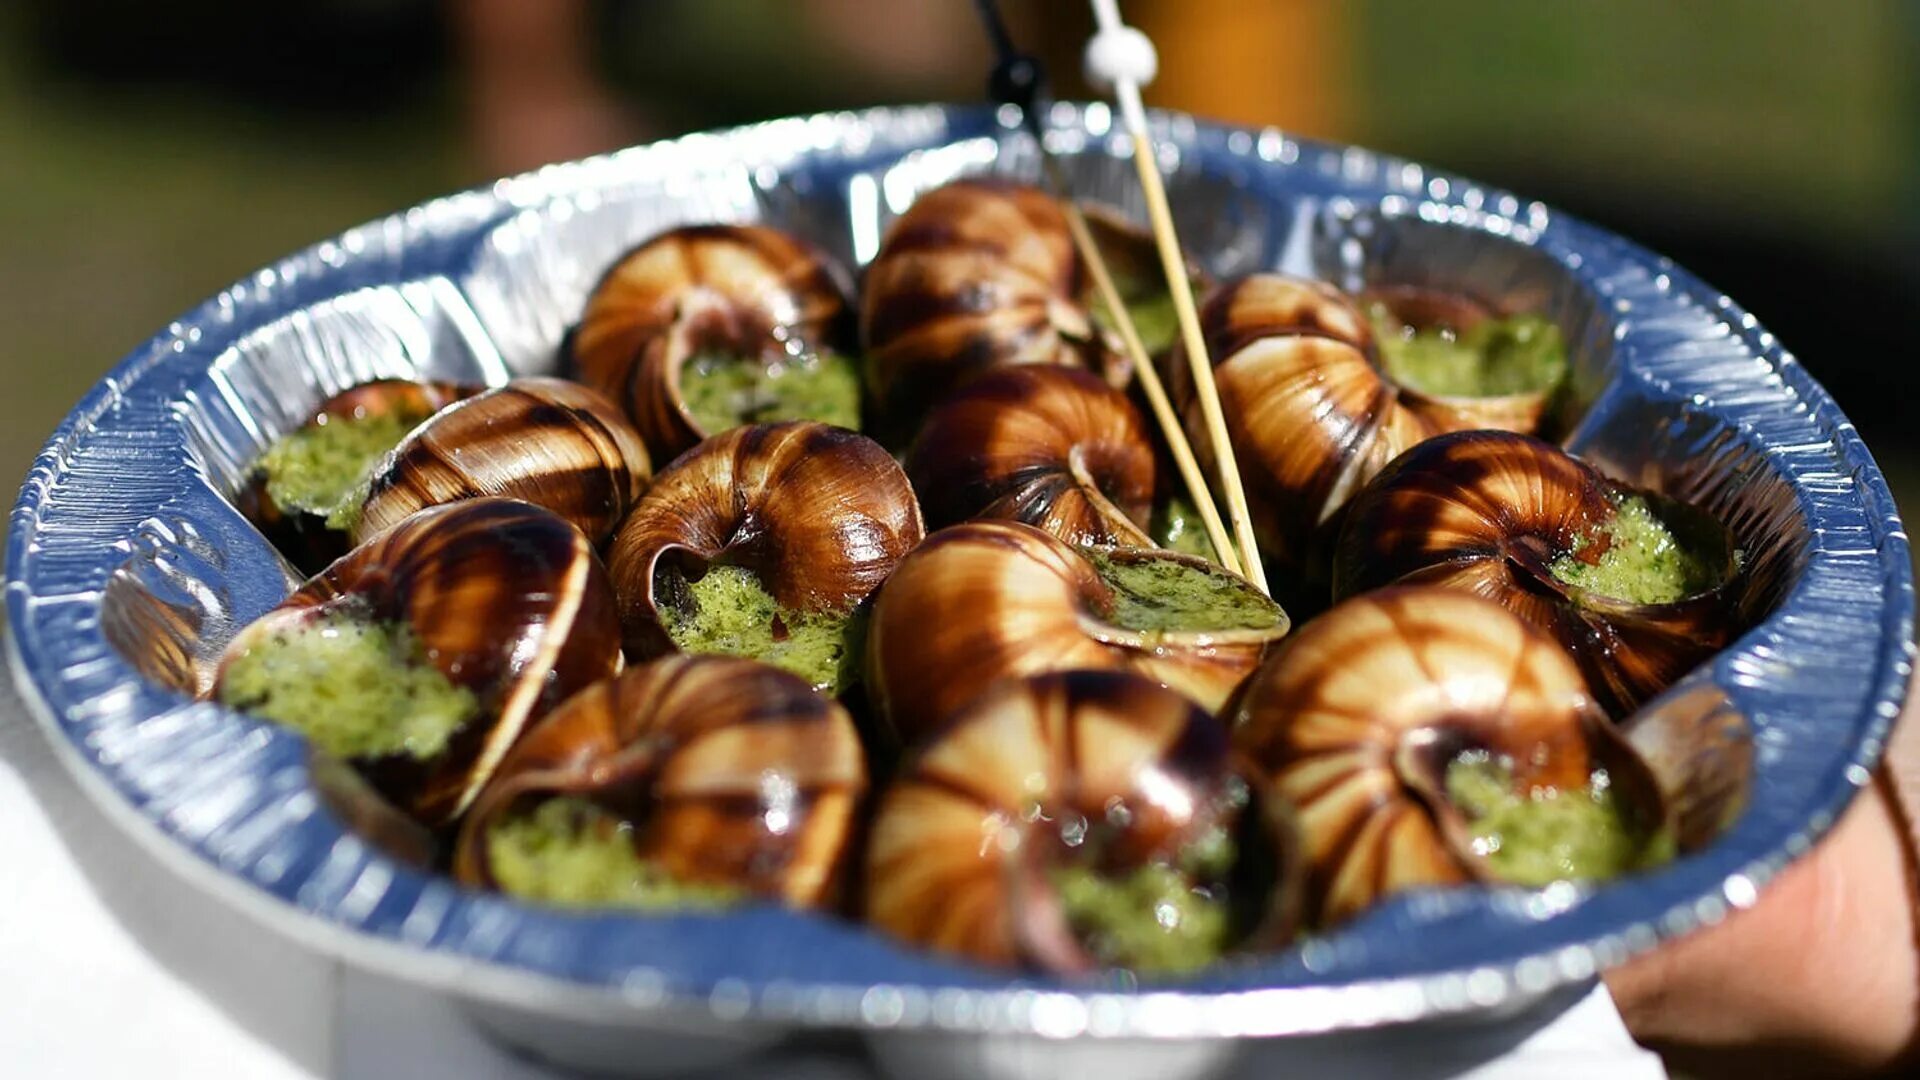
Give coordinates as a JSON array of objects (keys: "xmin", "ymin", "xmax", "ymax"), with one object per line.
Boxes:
[{"xmin": 6, "ymin": 103, "xmax": 1913, "ymax": 1074}]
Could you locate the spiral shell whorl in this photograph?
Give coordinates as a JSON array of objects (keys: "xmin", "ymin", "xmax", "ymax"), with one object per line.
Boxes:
[
  {"xmin": 865, "ymin": 670, "xmax": 1246, "ymax": 971},
  {"xmin": 455, "ymin": 655, "xmax": 867, "ymax": 906},
  {"xmin": 355, "ymin": 377, "xmax": 652, "ymax": 546},
  {"xmin": 908, "ymin": 364, "xmax": 1155, "ymax": 548},
  {"xmin": 1234, "ymin": 587, "xmax": 1600, "ymax": 926}
]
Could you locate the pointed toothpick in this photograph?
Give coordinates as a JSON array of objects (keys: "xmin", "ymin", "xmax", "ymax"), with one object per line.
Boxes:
[
  {"xmin": 1085, "ymin": 0, "xmax": 1268, "ymax": 594},
  {"xmin": 972, "ymin": 0, "xmax": 1245, "ymax": 578}
]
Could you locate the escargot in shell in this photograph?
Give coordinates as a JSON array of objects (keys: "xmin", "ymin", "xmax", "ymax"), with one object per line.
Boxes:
[
  {"xmin": 354, "ymin": 377, "xmax": 652, "ymax": 546},
  {"xmin": 567, "ymin": 224, "xmax": 855, "ymax": 461},
  {"xmin": 456, "ymin": 655, "xmax": 867, "ymax": 911},
  {"xmin": 213, "ymin": 498, "xmax": 622, "ymax": 829},
  {"xmin": 907, "ymin": 364, "xmax": 1156, "ymax": 548},
  {"xmin": 237, "ymin": 378, "xmax": 473, "ymax": 573},
  {"xmin": 865, "ymin": 521, "xmax": 1288, "ymax": 743},
  {"xmin": 866, "ymin": 670, "xmax": 1296, "ymax": 973},
  {"xmin": 860, "ymin": 179, "xmax": 1123, "ymax": 440},
  {"xmin": 1234, "ymin": 586, "xmax": 1671, "ymax": 928},
  {"xmin": 608, "ymin": 420, "xmax": 924, "ymax": 694},
  {"xmin": 1332, "ymin": 429, "xmax": 1743, "ymax": 715},
  {"xmin": 1169, "ymin": 273, "xmax": 1568, "ymax": 597}
]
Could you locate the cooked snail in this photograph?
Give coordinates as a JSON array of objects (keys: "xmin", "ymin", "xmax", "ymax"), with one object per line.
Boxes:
[
  {"xmin": 860, "ymin": 179, "xmax": 1122, "ymax": 439},
  {"xmin": 907, "ymin": 364, "xmax": 1156, "ymax": 548},
  {"xmin": 454, "ymin": 654, "xmax": 866, "ymax": 910},
  {"xmin": 354, "ymin": 377, "xmax": 652, "ymax": 546},
  {"xmin": 1233, "ymin": 586, "xmax": 1670, "ymax": 928},
  {"xmin": 1331, "ymin": 430, "xmax": 1743, "ymax": 715},
  {"xmin": 213, "ymin": 498, "xmax": 622, "ymax": 828},
  {"xmin": 607, "ymin": 420, "xmax": 923, "ymax": 694},
  {"xmin": 865, "ymin": 521, "xmax": 1288, "ymax": 742},
  {"xmin": 866, "ymin": 670, "xmax": 1295, "ymax": 973},
  {"xmin": 566, "ymin": 224, "xmax": 854, "ymax": 461},
  {"xmin": 238, "ymin": 378, "xmax": 472, "ymax": 572},
  {"xmin": 1169, "ymin": 273, "xmax": 1566, "ymax": 596}
]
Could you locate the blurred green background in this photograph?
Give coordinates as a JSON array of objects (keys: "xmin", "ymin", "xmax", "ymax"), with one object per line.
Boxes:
[{"xmin": 1, "ymin": 0, "xmax": 1914, "ymax": 527}]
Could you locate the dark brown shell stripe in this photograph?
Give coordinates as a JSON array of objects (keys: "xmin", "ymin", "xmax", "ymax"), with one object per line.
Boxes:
[
  {"xmin": 454, "ymin": 655, "xmax": 866, "ymax": 907},
  {"xmin": 226, "ymin": 498, "xmax": 622, "ymax": 827},
  {"xmin": 864, "ymin": 670, "xmax": 1236, "ymax": 970},
  {"xmin": 1333, "ymin": 430, "xmax": 1741, "ymax": 715},
  {"xmin": 1233, "ymin": 587, "xmax": 1606, "ymax": 927},
  {"xmin": 908, "ymin": 364, "xmax": 1156, "ymax": 548},
  {"xmin": 608, "ymin": 420, "xmax": 924, "ymax": 658},
  {"xmin": 355, "ymin": 377, "xmax": 652, "ymax": 547},
  {"xmin": 860, "ymin": 180, "xmax": 1115, "ymax": 435},
  {"xmin": 234, "ymin": 378, "xmax": 477, "ymax": 574}
]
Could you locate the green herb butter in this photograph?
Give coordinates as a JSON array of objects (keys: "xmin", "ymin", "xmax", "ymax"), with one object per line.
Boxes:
[
  {"xmin": 1549, "ymin": 494, "xmax": 1717, "ymax": 605},
  {"xmin": 257, "ymin": 411, "xmax": 421, "ymax": 530},
  {"xmin": 658, "ymin": 564, "xmax": 862, "ymax": 693},
  {"xmin": 679, "ymin": 351, "xmax": 861, "ymax": 435},
  {"xmin": 486, "ymin": 797, "xmax": 746, "ymax": 909},
  {"xmin": 1085, "ymin": 550, "xmax": 1283, "ymax": 634},
  {"xmin": 1444, "ymin": 753, "xmax": 1667, "ymax": 887},
  {"xmin": 217, "ymin": 610, "xmax": 477, "ymax": 761},
  {"xmin": 1371, "ymin": 307, "xmax": 1567, "ymax": 400},
  {"xmin": 1049, "ymin": 828, "xmax": 1236, "ymax": 974}
]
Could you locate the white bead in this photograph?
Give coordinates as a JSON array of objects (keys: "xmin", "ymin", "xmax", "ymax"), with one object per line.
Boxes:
[{"xmin": 1083, "ymin": 25, "xmax": 1158, "ymax": 91}]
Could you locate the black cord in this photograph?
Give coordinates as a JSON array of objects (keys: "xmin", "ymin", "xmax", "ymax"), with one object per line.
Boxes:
[{"xmin": 972, "ymin": 0, "xmax": 1052, "ymax": 141}]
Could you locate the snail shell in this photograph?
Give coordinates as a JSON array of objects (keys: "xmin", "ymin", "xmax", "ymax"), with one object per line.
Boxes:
[
  {"xmin": 1233, "ymin": 586, "xmax": 1663, "ymax": 927},
  {"xmin": 567, "ymin": 224, "xmax": 849, "ymax": 461},
  {"xmin": 865, "ymin": 521, "xmax": 1288, "ymax": 743},
  {"xmin": 865, "ymin": 670, "xmax": 1295, "ymax": 972},
  {"xmin": 455, "ymin": 655, "xmax": 867, "ymax": 908},
  {"xmin": 237, "ymin": 378, "xmax": 473, "ymax": 573},
  {"xmin": 214, "ymin": 498, "xmax": 622, "ymax": 828},
  {"xmin": 1331, "ymin": 430, "xmax": 1744, "ymax": 715},
  {"xmin": 607, "ymin": 421, "xmax": 924, "ymax": 659},
  {"xmin": 860, "ymin": 179, "xmax": 1121, "ymax": 439},
  {"xmin": 355, "ymin": 377, "xmax": 652, "ymax": 547},
  {"xmin": 907, "ymin": 364, "xmax": 1156, "ymax": 548},
  {"xmin": 1172, "ymin": 274, "xmax": 1555, "ymax": 593}
]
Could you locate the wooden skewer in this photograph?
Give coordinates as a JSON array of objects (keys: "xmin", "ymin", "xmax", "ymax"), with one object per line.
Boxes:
[
  {"xmin": 1126, "ymin": 131, "xmax": 1268, "ymax": 594},
  {"xmin": 1036, "ymin": 156, "xmax": 1242, "ymax": 576}
]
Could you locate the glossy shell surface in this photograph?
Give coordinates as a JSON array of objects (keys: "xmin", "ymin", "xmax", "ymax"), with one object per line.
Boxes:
[{"xmin": 6, "ymin": 104, "xmax": 1911, "ymax": 1041}]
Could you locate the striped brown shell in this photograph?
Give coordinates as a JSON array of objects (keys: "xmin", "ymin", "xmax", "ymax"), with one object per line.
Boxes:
[
  {"xmin": 1233, "ymin": 586, "xmax": 1663, "ymax": 928},
  {"xmin": 355, "ymin": 377, "xmax": 652, "ymax": 547},
  {"xmin": 1171, "ymin": 274, "xmax": 1550, "ymax": 596},
  {"xmin": 907, "ymin": 364, "xmax": 1156, "ymax": 548},
  {"xmin": 237, "ymin": 378, "xmax": 473, "ymax": 573},
  {"xmin": 1331, "ymin": 430, "xmax": 1744, "ymax": 715},
  {"xmin": 213, "ymin": 498, "xmax": 622, "ymax": 828},
  {"xmin": 865, "ymin": 521, "xmax": 1288, "ymax": 743},
  {"xmin": 607, "ymin": 421, "xmax": 924, "ymax": 659},
  {"xmin": 454, "ymin": 655, "xmax": 867, "ymax": 908},
  {"xmin": 865, "ymin": 670, "xmax": 1295, "ymax": 972},
  {"xmin": 860, "ymin": 179, "xmax": 1121, "ymax": 440},
  {"xmin": 567, "ymin": 224, "xmax": 849, "ymax": 461}
]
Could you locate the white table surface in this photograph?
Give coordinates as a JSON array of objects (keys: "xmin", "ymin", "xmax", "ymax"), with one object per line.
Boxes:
[{"xmin": 0, "ymin": 642, "xmax": 1665, "ymax": 1079}]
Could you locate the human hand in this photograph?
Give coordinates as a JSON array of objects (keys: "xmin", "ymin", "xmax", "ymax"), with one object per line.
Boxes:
[{"xmin": 1604, "ymin": 706, "xmax": 1920, "ymax": 1077}]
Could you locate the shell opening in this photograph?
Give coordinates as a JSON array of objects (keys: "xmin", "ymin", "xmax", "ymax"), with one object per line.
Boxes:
[
  {"xmin": 1366, "ymin": 301, "xmax": 1567, "ymax": 402},
  {"xmin": 254, "ymin": 407, "xmax": 431, "ymax": 532},
  {"xmin": 676, "ymin": 348, "xmax": 862, "ymax": 437},
  {"xmin": 1547, "ymin": 491, "xmax": 1731, "ymax": 606},
  {"xmin": 484, "ymin": 794, "xmax": 747, "ymax": 910},
  {"xmin": 654, "ymin": 558, "xmax": 865, "ymax": 694},
  {"xmin": 1083, "ymin": 548, "xmax": 1284, "ymax": 635},
  {"xmin": 216, "ymin": 602, "xmax": 479, "ymax": 763},
  {"xmin": 1441, "ymin": 750, "xmax": 1672, "ymax": 887}
]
